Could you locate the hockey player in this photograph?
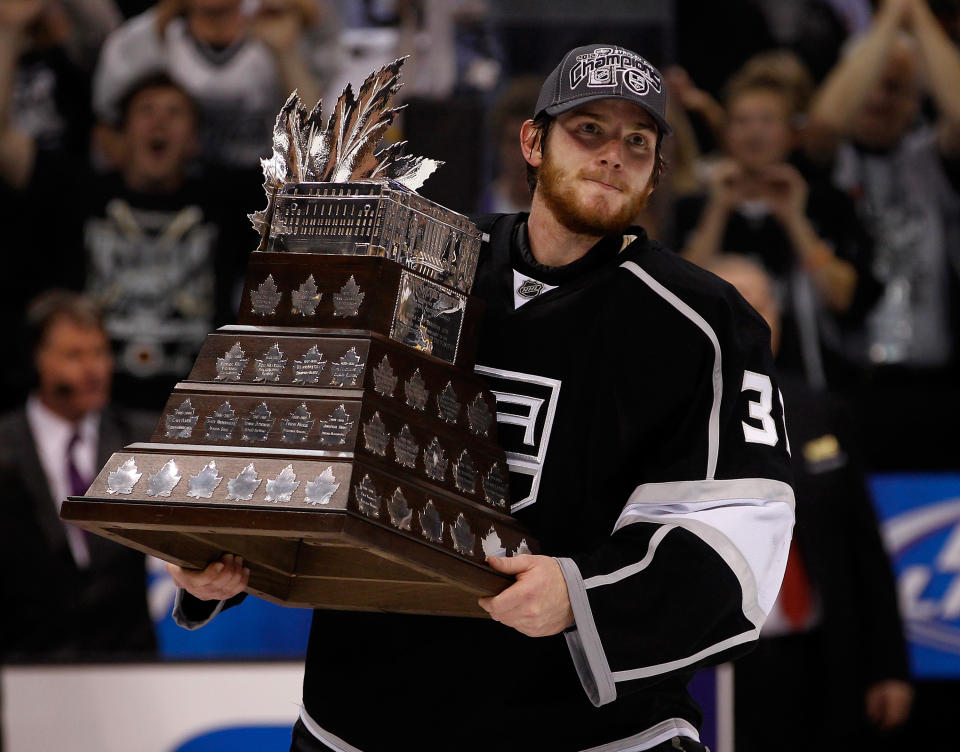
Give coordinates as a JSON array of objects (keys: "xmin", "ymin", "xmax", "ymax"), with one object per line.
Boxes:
[{"xmin": 170, "ymin": 44, "xmax": 795, "ymax": 752}]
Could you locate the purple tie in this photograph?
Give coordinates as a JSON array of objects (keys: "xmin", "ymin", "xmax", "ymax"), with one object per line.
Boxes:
[{"xmin": 67, "ymin": 432, "xmax": 92, "ymax": 497}]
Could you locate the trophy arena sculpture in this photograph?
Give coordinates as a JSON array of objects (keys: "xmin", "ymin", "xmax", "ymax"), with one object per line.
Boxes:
[{"xmin": 60, "ymin": 59, "xmax": 537, "ymax": 618}]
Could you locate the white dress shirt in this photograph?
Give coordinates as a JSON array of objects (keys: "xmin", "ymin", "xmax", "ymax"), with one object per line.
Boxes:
[{"xmin": 25, "ymin": 395, "xmax": 101, "ymax": 568}]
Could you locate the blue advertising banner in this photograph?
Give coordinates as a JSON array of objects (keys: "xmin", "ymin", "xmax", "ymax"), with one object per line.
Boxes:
[{"xmin": 870, "ymin": 473, "xmax": 960, "ymax": 678}]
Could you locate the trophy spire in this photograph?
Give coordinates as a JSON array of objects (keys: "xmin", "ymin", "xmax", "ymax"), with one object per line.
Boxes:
[{"xmin": 249, "ymin": 57, "xmax": 442, "ymax": 236}]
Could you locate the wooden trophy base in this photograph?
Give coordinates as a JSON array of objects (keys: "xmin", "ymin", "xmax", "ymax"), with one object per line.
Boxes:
[{"xmin": 61, "ymin": 495, "xmax": 510, "ymax": 618}]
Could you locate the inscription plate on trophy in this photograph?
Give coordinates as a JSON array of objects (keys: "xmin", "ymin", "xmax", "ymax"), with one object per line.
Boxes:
[
  {"xmin": 333, "ymin": 275, "xmax": 365, "ymax": 317},
  {"xmin": 205, "ymin": 402, "xmax": 238, "ymax": 441},
  {"xmin": 373, "ymin": 356, "xmax": 397, "ymax": 397},
  {"xmin": 355, "ymin": 475, "xmax": 380, "ymax": 517},
  {"xmin": 254, "ymin": 343, "xmax": 287, "ymax": 382},
  {"xmin": 251, "ymin": 274, "xmax": 282, "ymax": 315},
  {"xmin": 452, "ymin": 514, "xmax": 475, "ymax": 556},
  {"xmin": 390, "ymin": 272, "xmax": 466, "ymax": 363},
  {"xmin": 387, "ymin": 488, "xmax": 413, "ymax": 530},
  {"xmin": 363, "ymin": 413, "xmax": 390, "ymax": 456},
  {"xmin": 483, "ymin": 463, "xmax": 508, "ymax": 508},
  {"xmin": 394, "ymin": 425, "xmax": 419, "ymax": 468},
  {"xmin": 282, "ymin": 403, "xmax": 314, "ymax": 443},
  {"xmin": 241, "ymin": 402, "xmax": 274, "ymax": 442},
  {"xmin": 216, "ymin": 343, "xmax": 248, "ymax": 381},
  {"xmin": 424, "ymin": 437, "xmax": 448, "ymax": 482},
  {"xmin": 266, "ymin": 465, "xmax": 300, "ymax": 502},
  {"xmin": 146, "ymin": 460, "xmax": 181, "ymax": 497},
  {"xmin": 404, "ymin": 369, "xmax": 428, "ymax": 411},
  {"xmin": 292, "ymin": 274, "xmax": 322, "ymax": 316},
  {"xmin": 166, "ymin": 399, "xmax": 198, "ymax": 438},
  {"xmin": 330, "ymin": 348, "xmax": 364, "ymax": 387},
  {"xmin": 453, "ymin": 450, "xmax": 477, "ymax": 494},
  {"xmin": 467, "ymin": 394, "xmax": 493, "ymax": 437},
  {"xmin": 320, "ymin": 405, "xmax": 353, "ymax": 445},
  {"xmin": 420, "ymin": 501, "xmax": 443, "ymax": 543},
  {"xmin": 293, "ymin": 345, "xmax": 327, "ymax": 384},
  {"xmin": 437, "ymin": 382, "xmax": 461, "ymax": 424},
  {"xmin": 227, "ymin": 464, "xmax": 262, "ymax": 501}
]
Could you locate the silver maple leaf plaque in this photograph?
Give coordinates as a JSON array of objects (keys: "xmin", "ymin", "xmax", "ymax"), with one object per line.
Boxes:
[
  {"xmin": 281, "ymin": 403, "xmax": 314, "ymax": 443},
  {"xmin": 451, "ymin": 514, "xmax": 475, "ymax": 557},
  {"xmin": 165, "ymin": 399, "xmax": 199, "ymax": 438},
  {"xmin": 423, "ymin": 437, "xmax": 447, "ymax": 482},
  {"xmin": 373, "ymin": 355, "xmax": 397, "ymax": 397},
  {"xmin": 146, "ymin": 460, "xmax": 182, "ymax": 498},
  {"xmin": 227, "ymin": 463, "xmax": 262, "ymax": 501},
  {"xmin": 514, "ymin": 540, "xmax": 531, "ymax": 556},
  {"xmin": 362, "ymin": 412, "xmax": 390, "ymax": 456},
  {"xmin": 241, "ymin": 402, "xmax": 274, "ymax": 442},
  {"xmin": 291, "ymin": 274, "xmax": 322, "ymax": 316},
  {"xmin": 305, "ymin": 467, "xmax": 340, "ymax": 505},
  {"xmin": 332, "ymin": 275, "xmax": 365, "ymax": 317},
  {"xmin": 250, "ymin": 274, "xmax": 282, "ymax": 316},
  {"xmin": 355, "ymin": 474, "xmax": 381, "ymax": 518},
  {"xmin": 319, "ymin": 404, "xmax": 353, "ymax": 445},
  {"xmin": 330, "ymin": 347, "xmax": 364, "ymax": 387},
  {"xmin": 204, "ymin": 402, "xmax": 238, "ymax": 441},
  {"xmin": 216, "ymin": 343, "xmax": 249, "ymax": 381},
  {"xmin": 404, "ymin": 369, "xmax": 428, "ymax": 411},
  {"xmin": 254, "ymin": 343, "xmax": 287, "ymax": 382},
  {"xmin": 483, "ymin": 463, "xmax": 508, "ymax": 508},
  {"xmin": 188, "ymin": 462, "xmax": 223, "ymax": 499},
  {"xmin": 265, "ymin": 464, "xmax": 300, "ymax": 502},
  {"xmin": 467, "ymin": 394, "xmax": 493, "ymax": 437},
  {"xmin": 292, "ymin": 345, "xmax": 327, "ymax": 384},
  {"xmin": 436, "ymin": 382, "xmax": 461, "ymax": 424},
  {"xmin": 481, "ymin": 527, "xmax": 507, "ymax": 558},
  {"xmin": 453, "ymin": 450, "xmax": 477, "ymax": 494},
  {"xmin": 387, "ymin": 487, "xmax": 413, "ymax": 530},
  {"xmin": 419, "ymin": 501, "xmax": 443, "ymax": 543},
  {"xmin": 394, "ymin": 424, "xmax": 419, "ymax": 469},
  {"xmin": 107, "ymin": 458, "xmax": 142, "ymax": 495}
]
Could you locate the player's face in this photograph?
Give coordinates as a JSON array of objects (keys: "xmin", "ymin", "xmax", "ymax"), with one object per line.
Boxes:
[
  {"xmin": 725, "ymin": 90, "xmax": 793, "ymax": 172},
  {"xmin": 532, "ymin": 99, "xmax": 658, "ymax": 236},
  {"xmin": 35, "ymin": 318, "xmax": 113, "ymax": 421},
  {"xmin": 122, "ymin": 86, "xmax": 197, "ymax": 187}
]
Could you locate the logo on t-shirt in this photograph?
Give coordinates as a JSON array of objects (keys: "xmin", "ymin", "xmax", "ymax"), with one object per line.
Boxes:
[
  {"xmin": 473, "ymin": 365, "xmax": 561, "ymax": 513},
  {"xmin": 512, "ymin": 270, "xmax": 557, "ymax": 309}
]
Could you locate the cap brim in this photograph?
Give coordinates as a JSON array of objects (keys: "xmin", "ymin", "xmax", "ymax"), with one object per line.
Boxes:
[{"xmin": 543, "ymin": 94, "xmax": 672, "ymax": 137}]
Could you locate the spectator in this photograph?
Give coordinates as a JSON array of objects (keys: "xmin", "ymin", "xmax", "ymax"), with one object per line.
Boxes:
[
  {"xmin": 0, "ymin": 0, "xmax": 98, "ymax": 158},
  {"xmin": 708, "ymin": 254, "xmax": 912, "ymax": 752},
  {"xmin": 92, "ymin": 0, "xmax": 340, "ymax": 169},
  {"xmin": 803, "ymin": 0, "xmax": 960, "ymax": 467},
  {"xmin": 480, "ymin": 74, "xmax": 539, "ymax": 213},
  {"xmin": 676, "ymin": 55, "xmax": 880, "ymax": 388},
  {"xmin": 0, "ymin": 69, "xmax": 260, "ymax": 410},
  {"xmin": 0, "ymin": 290, "xmax": 157, "ymax": 660}
]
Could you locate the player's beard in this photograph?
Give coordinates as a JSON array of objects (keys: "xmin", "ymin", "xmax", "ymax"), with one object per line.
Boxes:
[{"xmin": 536, "ymin": 149, "xmax": 652, "ymax": 236}]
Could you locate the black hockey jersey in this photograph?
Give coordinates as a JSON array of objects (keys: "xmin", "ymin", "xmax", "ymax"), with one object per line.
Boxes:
[{"xmin": 176, "ymin": 213, "xmax": 795, "ymax": 752}]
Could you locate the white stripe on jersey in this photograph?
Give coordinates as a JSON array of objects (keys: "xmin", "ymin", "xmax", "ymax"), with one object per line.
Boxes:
[{"xmin": 619, "ymin": 261, "xmax": 722, "ymax": 480}]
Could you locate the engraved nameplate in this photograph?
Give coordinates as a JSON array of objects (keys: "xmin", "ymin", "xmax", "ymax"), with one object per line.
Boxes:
[
  {"xmin": 373, "ymin": 355, "xmax": 397, "ymax": 397},
  {"xmin": 293, "ymin": 345, "xmax": 327, "ymax": 384},
  {"xmin": 404, "ymin": 369, "xmax": 428, "ymax": 411},
  {"xmin": 241, "ymin": 402, "xmax": 274, "ymax": 442},
  {"xmin": 305, "ymin": 467, "xmax": 340, "ymax": 505},
  {"xmin": 320, "ymin": 404, "xmax": 353, "ymax": 445},
  {"xmin": 387, "ymin": 488, "xmax": 413, "ymax": 530},
  {"xmin": 251, "ymin": 274, "xmax": 282, "ymax": 315},
  {"xmin": 227, "ymin": 464, "xmax": 262, "ymax": 501},
  {"xmin": 389, "ymin": 272, "xmax": 466, "ymax": 363},
  {"xmin": 166, "ymin": 399, "xmax": 199, "ymax": 438},
  {"xmin": 216, "ymin": 343, "xmax": 248, "ymax": 381},
  {"xmin": 424, "ymin": 437, "xmax": 447, "ymax": 482},
  {"xmin": 437, "ymin": 382, "xmax": 461, "ymax": 424},
  {"xmin": 394, "ymin": 425, "xmax": 419, "ymax": 468},
  {"xmin": 333, "ymin": 275, "xmax": 365, "ymax": 317},
  {"xmin": 363, "ymin": 412, "xmax": 390, "ymax": 456},
  {"xmin": 282, "ymin": 403, "xmax": 314, "ymax": 443},
  {"xmin": 205, "ymin": 402, "xmax": 238, "ymax": 441},
  {"xmin": 254, "ymin": 343, "xmax": 287, "ymax": 382},
  {"xmin": 330, "ymin": 347, "xmax": 364, "ymax": 387},
  {"xmin": 291, "ymin": 274, "xmax": 322, "ymax": 316},
  {"xmin": 467, "ymin": 394, "xmax": 493, "ymax": 437},
  {"xmin": 355, "ymin": 474, "xmax": 380, "ymax": 517}
]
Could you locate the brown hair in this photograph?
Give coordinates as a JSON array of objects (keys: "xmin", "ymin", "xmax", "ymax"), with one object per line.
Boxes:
[{"xmin": 26, "ymin": 290, "xmax": 106, "ymax": 357}]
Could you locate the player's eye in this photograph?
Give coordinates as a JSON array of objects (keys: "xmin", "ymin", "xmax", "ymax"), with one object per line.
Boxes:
[
  {"xmin": 627, "ymin": 133, "xmax": 647, "ymax": 148},
  {"xmin": 578, "ymin": 121, "xmax": 601, "ymax": 135}
]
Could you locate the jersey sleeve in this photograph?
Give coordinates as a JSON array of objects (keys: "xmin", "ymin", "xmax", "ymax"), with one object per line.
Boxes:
[{"xmin": 558, "ymin": 260, "xmax": 795, "ymax": 707}]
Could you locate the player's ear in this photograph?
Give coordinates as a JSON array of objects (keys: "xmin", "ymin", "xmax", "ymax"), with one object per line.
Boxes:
[{"xmin": 520, "ymin": 119, "xmax": 543, "ymax": 168}]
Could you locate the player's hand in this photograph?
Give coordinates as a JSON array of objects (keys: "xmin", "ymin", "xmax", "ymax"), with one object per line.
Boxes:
[
  {"xmin": 478, "ymin": 554, "xmax": 574, "ymax": 637},
  {"xmin": 865, "ymin": 679, "xmax": 914, "ymax": 730},
  {"xmin": 167, "ymin": 553, "xmax": 249, "ymax": 601}
]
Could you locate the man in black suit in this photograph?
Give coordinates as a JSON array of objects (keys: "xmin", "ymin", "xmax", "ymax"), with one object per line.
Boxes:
[
  {"xmin": 707, "ymin": 254, "xmax": 912, "ymax": 752},
  {"xmin": 0, "ymin": 290, "xmax": 157, "ymax": 660}
]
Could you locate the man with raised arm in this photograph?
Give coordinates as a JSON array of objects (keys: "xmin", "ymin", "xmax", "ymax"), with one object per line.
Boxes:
[{"xmin": 170, "ymin": 44, "xmax": 795, "ymax": 752}]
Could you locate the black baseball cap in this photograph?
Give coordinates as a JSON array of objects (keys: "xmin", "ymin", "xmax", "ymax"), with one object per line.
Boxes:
[{"xmin": 534, "ymin": 44, "xmax": 671, "ymax": 136}]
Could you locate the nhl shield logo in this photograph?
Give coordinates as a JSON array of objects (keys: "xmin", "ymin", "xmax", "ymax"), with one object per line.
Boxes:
[
  {"xmin": 473, "ymin": 365, "xmax": 561, "ymax": 513},
  {"xmin": 517, "ymin": 278, "xmax": 545, "ymax": 299}
]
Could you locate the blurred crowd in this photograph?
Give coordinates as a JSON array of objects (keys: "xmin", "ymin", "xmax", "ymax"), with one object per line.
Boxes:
[{"xmin": 2, "ymin": 0, "xmax": 960, "ymax": 748}]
